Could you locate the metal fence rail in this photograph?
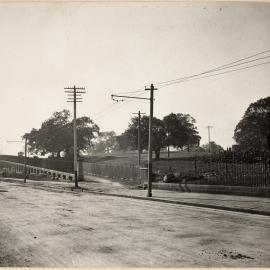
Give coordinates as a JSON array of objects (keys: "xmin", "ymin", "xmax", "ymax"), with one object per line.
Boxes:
[
  {"xmin": 0, "ymin": 155, "xmax": 73, "ymax": 173},
  {"xmin": 1, "ymin": 151, "xmax": 269, "ymax": 188},
  {"xmin": 153, "ymin": 151, "xmax": 270, "ymax": 187},
  {"xmin": 195, "ymin": 159, "xmax": 270, "ymax": 187},
  {"xmin": 81, "ymin": 162, "xmax": 147, "ymax": 185},
  {"xmin": 0, "ymin": 160, "xmax": 74, "ymax": 180}
]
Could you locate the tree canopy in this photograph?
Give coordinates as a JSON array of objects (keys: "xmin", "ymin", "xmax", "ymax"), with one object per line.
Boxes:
[
  {"xmin": 201, "ymin": 141, "xmax": 224, "ymax": 153},
  {"xmin": 117, "ymin": 113, "xmax": 201, "ymax": 159},
  {"xmin": 117, "ymin": 116, "xmax": 166, "ymax": 159},
  {"xmin": 92, "ymin": 131, "xmax": 117, "ymax": 153},
  {"xmin": 23, "ymin": 109, "xmax": 100, "ymax": 158},
  {"xmin": 163, "ymin": 113, "xmax": 201, "ymax": 151},
  {"xmin": 234, "ymin": 96, "xmax": 270, "ymax": 152}
]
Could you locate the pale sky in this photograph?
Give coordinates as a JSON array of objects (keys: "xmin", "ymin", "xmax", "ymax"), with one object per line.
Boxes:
[{"xmin": 0, "ymin": 1, "xmax": 270, "ymax": 155}]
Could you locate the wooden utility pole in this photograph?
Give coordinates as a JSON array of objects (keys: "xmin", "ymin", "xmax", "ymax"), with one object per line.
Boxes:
[
  {"xmin": 132, "ymin": 111, "xmax": 145, "ymax": 166},
  {"xmin": 24, "ymin": 137, "xmax": 27, "ymax": 183},
  {"xmin": 206, "ymin": 125, "xmax": 213, "ymax": 152},
  {"xmin": 145, "ymin": 84, "xmax": 157, "ymax": 197},
  {"xmin": 167, "ymin": 132, "xmax": 170, "ymax": 158},
  {"xmin": 111, "ymin": 85, "xmax": 157, "ymax": 197},
  {"xmin": 65, "ymin": 85, "xmax": 85, "ymax": 188}
]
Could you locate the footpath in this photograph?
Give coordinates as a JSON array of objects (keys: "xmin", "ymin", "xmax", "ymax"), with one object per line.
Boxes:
[{"xmin": 1, "ymin": 176, "xmax": 270, "ymax": 216}]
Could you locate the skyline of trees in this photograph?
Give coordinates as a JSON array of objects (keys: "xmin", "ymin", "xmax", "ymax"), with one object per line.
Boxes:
[
  {"xmin": 23, "ymin": 109, "xmax": 100, "ymax": 159},
  {"xmin": 234, "ymin": 96, "xmax": 270, "ymax": 152},
  {"xmin": 21, "ymin": 95, "xmax": 270, "ymax": 159}
]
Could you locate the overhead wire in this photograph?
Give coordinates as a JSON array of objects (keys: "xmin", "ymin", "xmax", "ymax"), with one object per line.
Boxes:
[
  {"xmin": 94, "ymin": 91, "xmax": 149, "ymax": 121},
  {"xmin": 155, "ymin": 49, "xmax": 270, "ymax": 88},
  {"xmin": 114, "ymin": 90, "xmax": 145, "ymax": 95},
  {"xmin": 113, "ymin": 84, "xmax": 147, "ymax": 95},
  {"xmin": 159, "ymin": 60, "xmax": 270, "ymax": 89},
  {"xmin": 91, "ymin": 102, "xmax": 120, "ymax": 119},
  {"xmin": 87, "ymin": 49, "xmax": 270, "ymax": 122},
  {"xmin": 90, "ymin": 85, "xmax": 149, "ymax": 120}
]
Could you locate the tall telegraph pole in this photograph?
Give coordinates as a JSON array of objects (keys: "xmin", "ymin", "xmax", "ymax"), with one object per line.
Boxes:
[
  {"xmin": 206, "ymin": 125, "xmax": 213, "ymax": 152},
  {"xmin": 145, "ymin": 84, "xmax": 157, "ymax": 197},
  {"xmin": 24, "ymin": 137, "xmax": 27, "ymax": 183},
  {"xmin": 132, "ymin": 111, "xmax": 145, "ymax": 166},
  {"xmin": 111, "ymin": 83, "xmax": 157, "ymax": 197},
  {"xmin": 65, "ymin": 85, "xmax": 85, "ymax": 188}
]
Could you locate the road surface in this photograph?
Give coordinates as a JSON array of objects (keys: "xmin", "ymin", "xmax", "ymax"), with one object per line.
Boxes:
[{"xmin": 0, "ymin": 180, "xmax": 269, "ymax": 267}]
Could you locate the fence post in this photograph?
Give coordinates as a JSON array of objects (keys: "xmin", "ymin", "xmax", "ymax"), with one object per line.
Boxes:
[
  {"xmin": 194, "ymin": 155, "xmax": 197, "ymax": 178},
  {"xmin": 225, "ymin": 155, "xmax": 228, "ymax": 184},
  {"xmin": 264, "ymin": 152, "xmax": 267, "ymax": 188},
  {"xmin": 78, "ymin": 161, "xmax": 84, "ymax": 181}
]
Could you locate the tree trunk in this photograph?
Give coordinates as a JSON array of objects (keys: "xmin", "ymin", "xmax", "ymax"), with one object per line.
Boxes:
[
  {"xmin": 167, "ymin": 145, "xmax": 170, "ymax": 158},
  {"xmin": 155, "ymin": 149, "xmax": 160, "ymax": 160},
  {"xmin": 57, "ymin": 151, "xmax": 61, "ymax": 158}
]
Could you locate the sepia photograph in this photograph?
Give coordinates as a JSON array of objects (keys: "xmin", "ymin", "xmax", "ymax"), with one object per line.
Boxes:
[{"xmin": 0, "ymin": 0, "xmax": 270, "ymax": 267}]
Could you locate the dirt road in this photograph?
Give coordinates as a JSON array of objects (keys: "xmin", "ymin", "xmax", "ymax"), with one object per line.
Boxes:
[{"xmin": 0, "ymin": 180, "xmax": 270, "ymax": 267}]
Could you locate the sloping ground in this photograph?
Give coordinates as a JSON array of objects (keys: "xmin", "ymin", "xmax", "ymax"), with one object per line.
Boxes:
[
  {"xmin": 82, "ymin": 150, "xmax": 209, "ymax": 165},
  {"xmin": 0, "ymin": 180, "xmax": 270, "ymax": 267},
  {"xmin": 80, "ymin": 155, "xmax": 124, "ymax": 163}
]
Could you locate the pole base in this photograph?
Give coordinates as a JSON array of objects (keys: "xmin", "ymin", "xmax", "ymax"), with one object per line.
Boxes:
[{"xmin": 74, "ymin": 171, "xmax": 79, "ymax": 188}]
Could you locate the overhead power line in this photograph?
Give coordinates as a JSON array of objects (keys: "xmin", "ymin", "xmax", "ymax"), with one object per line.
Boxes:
[
  {"xmin": 159, "ymin": 55, "xmax": 270, "ymax": 87},
  {"xmin": 159, "ymin": 60, "xmax": 270, "ymax": 88},
  {"xmin": 114, "ymin": 90, "xmax": 145, "ymax": 95},
  {"xmin": 155, "ymin": 49, "xmax": 270, "ymax": 88},
  {"xmin": 113, "ymin": 84, "xmax": 148, "ymax": 95},
  {"xmin": 91, "ymin": 102, "xmax": 120, "ymax": 118}
]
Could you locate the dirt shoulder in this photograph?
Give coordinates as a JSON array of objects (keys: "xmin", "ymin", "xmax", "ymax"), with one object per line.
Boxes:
[{"xmin": 0, "ymin": 180, "xmax": 270, "ymax": 267}]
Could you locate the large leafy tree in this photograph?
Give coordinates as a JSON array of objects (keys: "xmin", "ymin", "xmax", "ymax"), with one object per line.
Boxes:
[
  {"xmin": 201, "ymin": 141, "xmax": 224, "ymax": 153},
  {"xmin": 234, "ymin": 97, "xmax": 270, "ymax": 151},
  {"xmin": 115, "ymin": 131, "xmax": 133, "ymax": 152},
  {"xmin": 23, "ymin": 109, "xmax": 99, "ymax": 158},
  {"xmin": 163, "ymin": 113, "xmax": 201, "ymax": 155},
  {"xmin": 92, "ymin": 131, "xmax": 117, "ymax": 153},
  {"xmin": 118, "ymin": 113, "xmax": 201, "ymax": 159},
  {"xmin": 119, "ymin": 116, "xmax": 167, "ymax": 159}
]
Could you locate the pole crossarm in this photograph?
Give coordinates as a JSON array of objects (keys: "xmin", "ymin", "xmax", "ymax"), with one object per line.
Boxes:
[
  {"xmin": 67, "ymin": 100, "xmax": 82, "ymax": 103},
  {"xmin": 132, "ymin": 113, "xmax": 146, "ymax": 116},
  {"xmin": 64, "ymin": 86, "xmax": 85, "ymax": 90},
  {"xmin": 145, "ymin": 86, "xmax": 157, "ymax": 91}
]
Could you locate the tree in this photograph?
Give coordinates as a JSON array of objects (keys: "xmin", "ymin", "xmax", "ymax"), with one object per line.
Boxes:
[
  {"xmin": 201, "ymin": 141, "xmax": 224, "ymax": 153},
  {"xmin": 163, "ymin": 113, "xmax": 201, "ymax": 155},
  {"xmin": 118, "ymin": 113, "xmax": 201, "ymax": 159},
  {"xmin": 23, "ymin": 109, "xmax": 99, "ymax": 158},
  {"xmin": 234, "ymin": 97, "xmax": 270, "ymax": 151},
  {"xmin": 115, "ymin": 131, "xmax": 133, "ymax": 152},
  {"xmin": 93, "ymin": 131, "xmax": 117, "ymax": 153},
  {"xmin": 120, "ymin": 115, "xmax": 167, "ymax": 159}
]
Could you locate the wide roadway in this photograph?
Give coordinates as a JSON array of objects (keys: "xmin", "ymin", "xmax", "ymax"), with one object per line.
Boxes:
[{"xmin": 0, "ymin": 180, "xmax": 269, "ymax": 267}]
